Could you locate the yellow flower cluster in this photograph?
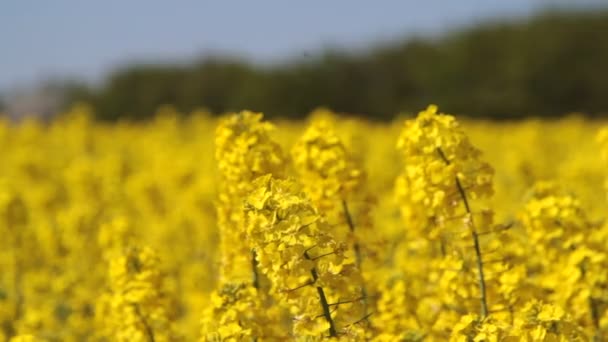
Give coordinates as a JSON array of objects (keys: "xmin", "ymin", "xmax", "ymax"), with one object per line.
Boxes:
[
  {"xmin": 2, "ymin": 104, "xmax": 608, "ymax": 340},
  {"xmin": 520, "ymin": 182, "xmax": 608, "ymax": 338},
  {"xmin": 291, "ymin": 109, "xmax": 365, "ymax": 212},
  {"xmin": 201, "ymin": 111, "xmax": 286, "ymax": 340},
  {"xmin": 395, "ymin": 106, "xmax": 502, "ymax": 323},
  {"xmin": 1, "ymin": 107, "xmax": 217, "ymax": 340},
  {"xmin": 395, "ymin": 104, "xmax": 494, "ymax": 238},
  {"xmin": 214, "ymin": 110, "xmax": 286, "ymax": 284},
  {"xmin": 98, "ymin": 246, "xmax": 175, "ymax": 341},
  {"xmin": 245, "ymin": 175, "xmax": 366, "ymax": 339},
  {"xmin": 291, "ymin": 111, "xmax": 377, "ymax": 316},
  {"xmin": 449, "ymin": 302, "xmax": 587, "ymax": 342},
  {"xmin": 510, "ymin": 300, "xmax": 586, "ymax": 341},
  {"xmin": 384, "ymin": 106, "xmax": 600, "ymax": 340},
  {"xmin": 7, "ymin": 336, "xmax": 47, "ymax": 342},
  {"xmin": 200, "ymin": 283, "xmax": 285, "ymax": 341}
]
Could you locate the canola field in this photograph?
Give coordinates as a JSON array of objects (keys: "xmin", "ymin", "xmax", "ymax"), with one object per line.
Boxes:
[{"xmin": 1, "ymin": 104, "xmax": 608, "ymax": 341}]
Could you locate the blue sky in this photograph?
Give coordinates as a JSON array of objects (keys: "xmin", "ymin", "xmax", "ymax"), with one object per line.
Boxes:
[{"xmin": 1, "ymin": 0, "xmax": 604, "ymax": 92}]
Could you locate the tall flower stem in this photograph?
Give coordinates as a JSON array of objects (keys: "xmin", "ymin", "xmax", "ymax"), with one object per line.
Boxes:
[
  {"xmin": 252, "ymin": 250, "xmax": 260, "ymax": 289},
  {"xmin": 342, "ymin": 199, "xmax": 368, "ymax": 315},
  {"xmin": 438, "ymin": 147, "xmax": 488, "ymax": 318},
  {"xmin": 304, "ymin": 251, "xmax": 338, "ymax": 337}
]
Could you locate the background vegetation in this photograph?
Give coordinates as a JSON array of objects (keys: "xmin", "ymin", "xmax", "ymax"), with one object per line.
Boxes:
[{"xmin": 64, "ymin": 10, "xmax": 608, "ymax": 121}]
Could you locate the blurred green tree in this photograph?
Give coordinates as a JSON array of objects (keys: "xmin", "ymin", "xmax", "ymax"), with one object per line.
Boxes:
[{"xmin": 64, "ymin": 10, "xmax": 608, "ymax": 120}]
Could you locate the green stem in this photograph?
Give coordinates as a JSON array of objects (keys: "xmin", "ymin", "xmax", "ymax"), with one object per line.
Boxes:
[
  {"xmin": 341, "ymin": 200, "xmax": 368, "ymax": 315},
  {"xmin": 341, "ymin": 200, "xmax": 363, "ymax": 268},
  {"xmin": 580, "ymin": 264, "xmax": 601, "ymax": 341},
  {"xmin": 438, "ymin": 147, "xmax": 488, "ymax": 318},
  {"xmin": 589, "ymin": 296, "xmax": 600, "ymax": 342},
  {"xmin": 305, "ymin": 252, "xmax": 338, "ymax": 337},
  {"xmin": 134, "ymin": 304, "xmax": 156, "ymax": 342},
  {"xmin": 469, "ymin": 218, "xmax": 488, "ymax": 318},
  {"xmin": 252, "ymin": 249, "xmax": 260, "ymax": 289}
]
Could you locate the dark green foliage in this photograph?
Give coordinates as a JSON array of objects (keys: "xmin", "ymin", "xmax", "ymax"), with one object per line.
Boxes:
[{"xmin": 65, "ymin": 10, "xmax": 608, "ymax": 120}]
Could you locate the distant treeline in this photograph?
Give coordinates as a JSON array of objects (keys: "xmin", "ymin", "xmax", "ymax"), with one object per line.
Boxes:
[{"xmin": 66, "ymin": 10, "xmax": 608, "ymax": 120}]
